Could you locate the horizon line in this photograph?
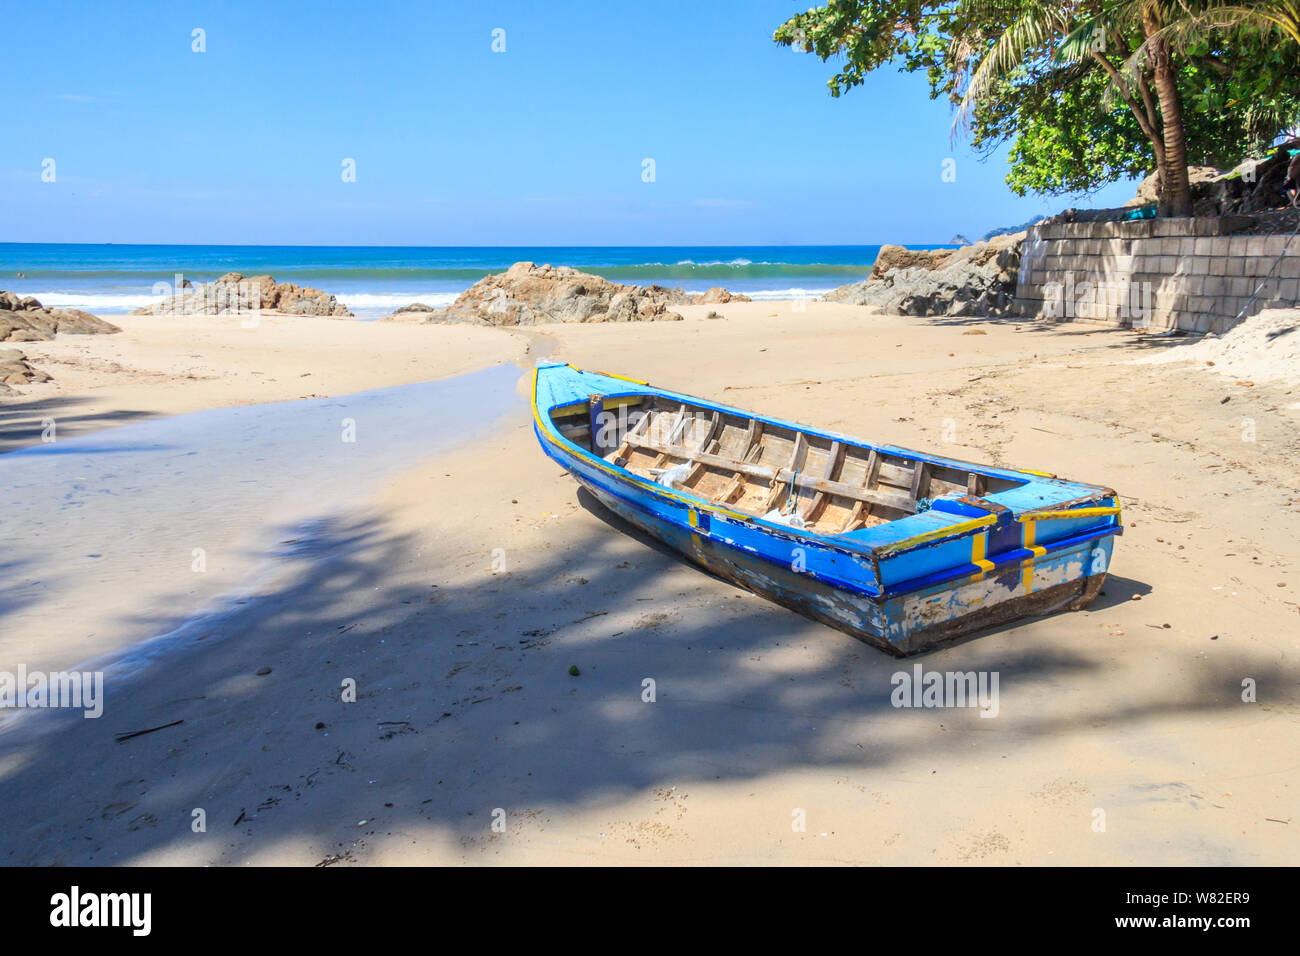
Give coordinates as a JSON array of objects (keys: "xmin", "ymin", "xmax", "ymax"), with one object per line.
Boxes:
[{"xmin": 0, "ymin": 239, "xmax": 964, "ymax": 250}]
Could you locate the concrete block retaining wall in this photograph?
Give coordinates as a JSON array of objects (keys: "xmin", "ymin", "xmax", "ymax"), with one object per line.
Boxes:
[{"xmin": 1015, "ymin": 218, "xmax": 1300, "ymax": 333}]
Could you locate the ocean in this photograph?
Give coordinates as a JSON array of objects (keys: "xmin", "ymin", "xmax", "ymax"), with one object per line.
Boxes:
[{"xmin": 0, "ymin": 243, "xmax": 949, "ymax": 318}]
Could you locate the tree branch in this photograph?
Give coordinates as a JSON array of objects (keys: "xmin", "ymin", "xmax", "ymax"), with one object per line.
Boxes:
[{"xmin": 1134, "ymin": 68, "xmax": 1163, "ymax": 151}]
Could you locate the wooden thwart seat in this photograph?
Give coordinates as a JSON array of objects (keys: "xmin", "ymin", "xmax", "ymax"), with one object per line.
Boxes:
[{"xmin": 623, "ymin": 430, "xmax": 916, "ymax": 516}]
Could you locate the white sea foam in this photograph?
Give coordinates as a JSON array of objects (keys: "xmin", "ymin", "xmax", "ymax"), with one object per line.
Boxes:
[
  {"xmin": 673, "ymin": 258, "xmax": 755, "ymax": 266},
  {"xmin": 23, "ymin": 290, "xmax": 461, "ymax": 315},
  {"xmin": 27, "ymin": 286, "xmax": 823, "ymax": 315},
  {"xmin": 337, "ymin": 292, "xmax": 460, "ymax": 310},
  {"xmin": 742, "ymin": 287, "xmax": 834, "ymax": 301},
  {"xmin": 25, "ymin": 292, "xmax": 161, "ymax": 312}
]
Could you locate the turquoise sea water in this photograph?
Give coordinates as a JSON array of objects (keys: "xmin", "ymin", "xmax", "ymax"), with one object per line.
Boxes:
[{"xmin": 0, "ymin": 243, "xmax": 951, "ymax": 317}]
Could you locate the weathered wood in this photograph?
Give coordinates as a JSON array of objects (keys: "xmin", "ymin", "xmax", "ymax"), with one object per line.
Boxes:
[
  {"xmin": 736, "ymin": 418, "xmax": 761, "ymax": 459},
  {"xmin": 670, "ymin": 412, "xmax": 722, "ymax": 495},
  {"xmin": 789, "ymin": 432, "xmax": 809, "ymax": 471},
  {"xmin": 799, "ymin": 472, "xmax": 914, "ymax": 513},
  {"xmin": 801, "ymin": 440, "xmax": 845, "ymax": 522},
  {"xmin": 627, "ymin": 435, "xmax": 915, "ymax": 515},
  {"xmin": 694, "ymin": 410, "xmax": 722, "ymax": 454},
  {"xmin": 876, "ymin": 460, "xmax": 915, "ymax": 487},
  {"xmin": 651, "ymin": 406, "xmax": 688, "ymax": 469},
  {"xmin": 613, "ymin": 405, "xmax": 654, "ymax": 459},
  {"xmin": 768, "ymin": 431, "xmax": 810, "ymax": 515},
  {"xmin": 840, "ymin": 448, "xmax": 883, "ymax": 533},
  {"xmin": 712, "ymin": 419, "xmax": 762, "ymax": 505},
  {"xmin": 910, "ymin": 461, "xmax": 932, "ymax": 503},
  {"xmin": 717, "ymin": 471, "xmax": 747, "ymax": 504},
  {"xmin": 664, "ymin": 405, "xmax": 690, "ymax": 445}
]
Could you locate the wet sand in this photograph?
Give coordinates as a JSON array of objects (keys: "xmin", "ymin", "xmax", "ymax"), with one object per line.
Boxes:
[
  {"xmin": 0, "ymin": 312, "xmax": 530, "ymax": 452},
  {"xmin": 1, "ymin": 302, "xmax": 1297, "ymax": 865}
]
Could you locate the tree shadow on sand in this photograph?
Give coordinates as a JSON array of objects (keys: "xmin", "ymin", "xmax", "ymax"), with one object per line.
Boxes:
[
  {"xmin": 0, "ymin": 495, "xmax": 1288, "ymax": 865},
  {"xmin": 0, "ymin": 394, "xmax": 157, "ymax": 453}
]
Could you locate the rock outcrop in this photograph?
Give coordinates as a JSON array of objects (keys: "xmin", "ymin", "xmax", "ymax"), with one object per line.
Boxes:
[
  {"xmin": 869, "ymin": 246, "xmax": 957, "ymax": 279},
  {"xmin": 0, "ymin": 347, "xmax": 52, "ymax": 394},
  {"xmin": 1133, "ymin": 165, "xmax": 1225, "ymax": 205},
  {"xmin": 387, "ymin": 303, "xmax": 439, "ymax": 317},
  {"xmin": 827, "ymin": 234, "xmax": 1024, "ymax": 317},
  {"xmin": 1125, "ymin": 140, "xmax": 1300, "ymax": 216},
  {"xmin": 698, "ymin": 287, "xmax": 751, "ymax": 304},
  {"xmin": 131, "ymin": 273, "xmax": 352, "ymax": 317},
  {"xmin": 0, "ymin": 292, "xmax": 122, "ymax": 342},
  {"xmin": 389, "ymin": 262, "xmax": 749, "ymax": 325}
]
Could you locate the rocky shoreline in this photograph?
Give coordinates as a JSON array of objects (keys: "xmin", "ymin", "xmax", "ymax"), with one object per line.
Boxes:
[
  {"xmin": 823, "ymin": 233, "xmax": 1024, "ymax": 317},
  {"xmin": 131, "ymin": 273, "xmax": 353, "ymax": 317},
  {"xmin": 0, "ymin": 347, "xmax": 52, "ymax": 395},
  {"xmin": 0, "ymin": 292, "xmax": 124, "ymax": 396},
  {"xmin": 384, "ymin": 262, "xmax": 749, "ymax": 325},
  {"xmin": 1, "ymin": 291, "xmax": 122, "ymax": 343}
]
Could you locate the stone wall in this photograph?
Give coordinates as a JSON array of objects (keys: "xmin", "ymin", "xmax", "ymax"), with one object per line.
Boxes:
[{"xmin": 1015, "ymin": 218, "xmax": 1300, "ymax": 333}]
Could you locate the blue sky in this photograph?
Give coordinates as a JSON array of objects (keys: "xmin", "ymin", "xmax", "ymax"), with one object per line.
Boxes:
[{"xmin": 3, "ymin": 0, "xmax": 1140, "ymax": 246}]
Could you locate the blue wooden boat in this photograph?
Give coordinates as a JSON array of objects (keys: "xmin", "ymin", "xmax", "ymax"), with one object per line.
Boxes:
[{"xmin": 532, "ymin": 361, "xmax": 1122, "ymax": 656}]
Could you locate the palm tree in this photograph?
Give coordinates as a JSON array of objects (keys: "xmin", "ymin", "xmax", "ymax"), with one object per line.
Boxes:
[
  {"xmin": 1120, "ymin": 1, "xmax": 1300, "ymax": 203},
  {"xmin": 954, "ymin": 1, "xmax": 1195, "ymax": 215},
  {"xmin": 957, "ymin": 1, "xmax": 1300, "ymax": 216}
]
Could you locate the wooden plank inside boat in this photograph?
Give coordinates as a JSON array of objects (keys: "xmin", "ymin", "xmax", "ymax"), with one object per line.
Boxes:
[
  {"xmin": 555, "ymin": 394, "xmax": 1024, "ymax": 536},
  {"xmin": 600, "ymin": 402, "xmax": 913, "ymax": 532}
]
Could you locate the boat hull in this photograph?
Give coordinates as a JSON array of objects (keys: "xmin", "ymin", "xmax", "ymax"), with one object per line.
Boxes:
[
  {"xmin": 574, "ymin": 468, "xmax": 1109, "ymax": 656},
  {"xmin": 542, "ymin": 423, "xmax": 1112, "ymax": 656},
  {"xmin": 532, "ymin": 362, "xmax": 1121, "ymax": 657}
]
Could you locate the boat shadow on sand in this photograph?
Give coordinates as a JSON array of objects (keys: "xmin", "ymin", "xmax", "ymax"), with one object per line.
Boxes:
[{"xmin": 0, "ymin": 504, "xmax": 1284, "ymax": 865}]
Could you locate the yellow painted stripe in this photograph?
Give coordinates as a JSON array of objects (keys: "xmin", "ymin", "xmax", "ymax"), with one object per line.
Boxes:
[
  {"xmin": 690, "ymin": 532, "xmax": 708, "ymax": 563},
  {"xmin": 592, "ymin": 369, "xmax": 650, "ymax": 386},
  {"xmin": 550, "ymin": 403, "xmax": 588, "ymax": 418},
  {"xmin": 1021, "ymin": 518, "xmax": 1046, "ymax": 591},
  {"xmin": 1018, "ymin": 467, "xmax": 1056, "ymax": 478},
  {"xmin": 970, "ymin": 532, "xmax": 995, "ymax": 580},
  {"xmin": 1017, "ymin": 506, "xmax": 1121, "ymax": 521},
  {"xmin": 874, "ymin": 514, "xmax": 998, "ymax": 555},
  {"xmin": 551, "ymin": 394, "xmax": 645, "ymax": 418}
]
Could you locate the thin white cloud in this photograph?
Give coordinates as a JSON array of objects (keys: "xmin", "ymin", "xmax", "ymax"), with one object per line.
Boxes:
[{"xmin": 690, "ymin": 198, "xmax": 756, "ymax": 209}]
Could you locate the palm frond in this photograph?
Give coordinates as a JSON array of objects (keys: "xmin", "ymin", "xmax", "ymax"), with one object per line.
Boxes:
[
  {"xmin": 952, "ymin": 2, "xmax": 1071, "ymax": 135},
  {"xmin": 1122, "ymin": 3, "xmax": 1300, "ymax": 76}
]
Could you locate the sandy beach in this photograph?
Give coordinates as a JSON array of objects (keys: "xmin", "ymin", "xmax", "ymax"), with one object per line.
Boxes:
[{"xmin": 1, "ymin": 302, "xmax": 1297, "ymax": 865}]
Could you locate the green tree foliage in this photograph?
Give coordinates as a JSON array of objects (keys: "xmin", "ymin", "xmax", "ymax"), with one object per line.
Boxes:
[{"xmin": 775, "ymin": 1, "xmax": 1300, "ymax": 208}]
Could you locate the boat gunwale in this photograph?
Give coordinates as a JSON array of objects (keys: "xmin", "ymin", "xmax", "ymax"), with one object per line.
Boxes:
[{"xmin": 531, "ymin": 363, "xmax": 1121, "ymax": 565}]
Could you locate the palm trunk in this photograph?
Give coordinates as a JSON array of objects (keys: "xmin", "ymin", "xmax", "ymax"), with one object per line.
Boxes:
[{"xmin": 1146, "ymin": 22, "xmax": 1190, "ymax": 216}]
